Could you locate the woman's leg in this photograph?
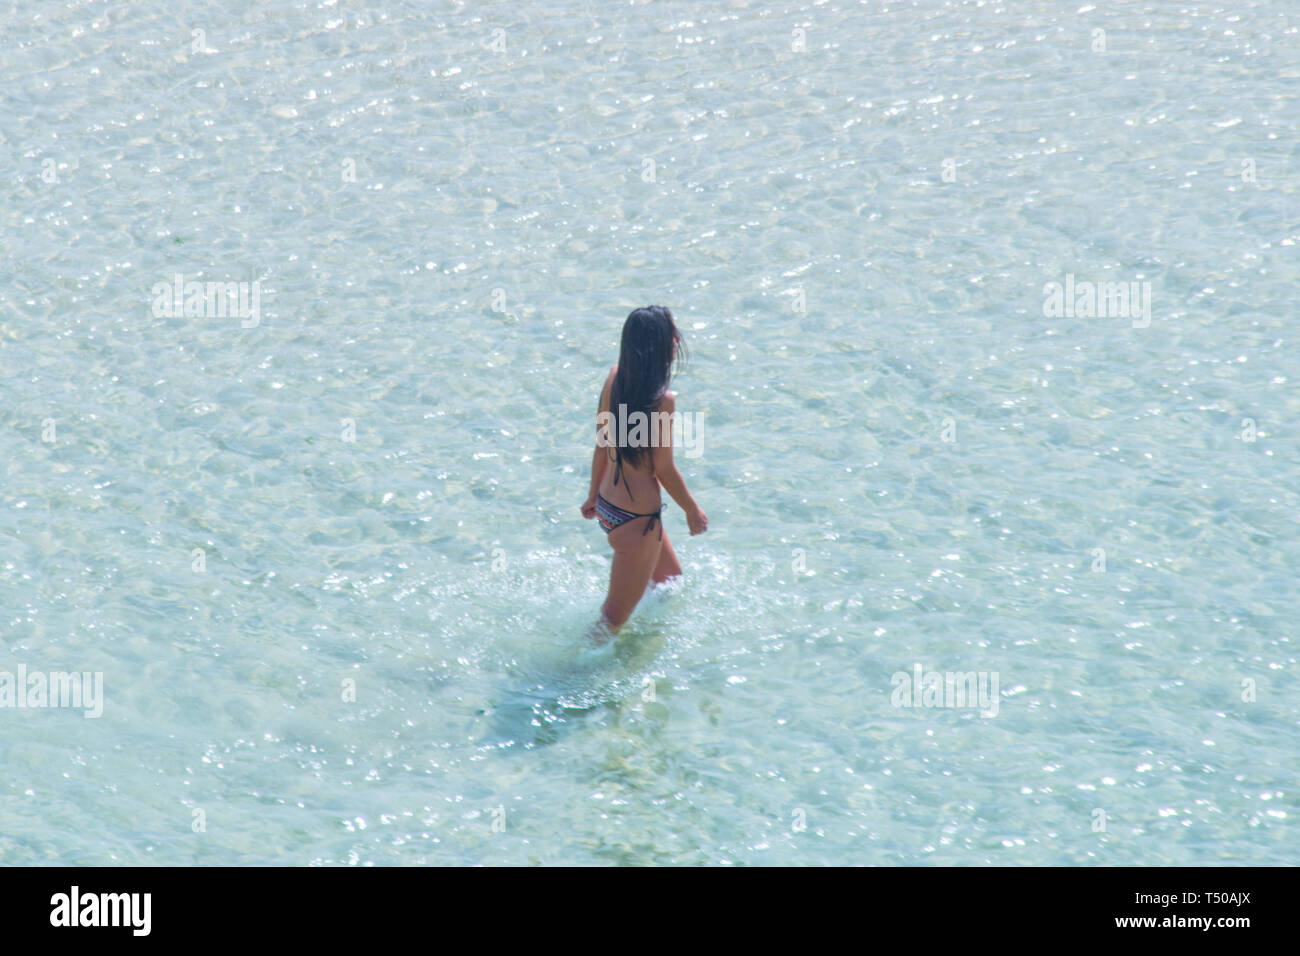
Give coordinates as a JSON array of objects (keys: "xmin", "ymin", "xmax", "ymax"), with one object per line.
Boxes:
[
  {"xmin": 651, "ymin": 530, "xmax": 682, "ymax": 584},
  {"xmin": 600, "ymin": 518, "xmax": 663, "ymax": 631}
]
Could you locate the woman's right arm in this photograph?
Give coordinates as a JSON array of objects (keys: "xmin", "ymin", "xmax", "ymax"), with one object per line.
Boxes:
[{"xmin": 651, "ymin": 392, "xmax": 708, "ymax": 535}]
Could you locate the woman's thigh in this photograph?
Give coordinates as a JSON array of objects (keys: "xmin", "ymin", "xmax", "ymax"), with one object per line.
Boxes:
[
  {"xmin": 602, "ymin": 519, "xmax": 662, "ymax": 626},
  {"xmin": 652, "ymin": 530, "xmax": 682, "ymax": 583}
]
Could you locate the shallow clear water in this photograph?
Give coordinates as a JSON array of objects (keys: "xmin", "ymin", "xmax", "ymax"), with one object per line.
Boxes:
[{"xmin": 1, "ymin": 0, "xmax": 1296, "ymax": 865}]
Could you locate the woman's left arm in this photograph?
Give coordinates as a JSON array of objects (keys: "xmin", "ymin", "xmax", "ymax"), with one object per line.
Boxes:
[
  {"xmin": 581, "ymin": 367, "xmax": 616, "ymax": 519},
  {"xmin": 582, "ymin": 443, "xmax": 607, "ymax": 518}
]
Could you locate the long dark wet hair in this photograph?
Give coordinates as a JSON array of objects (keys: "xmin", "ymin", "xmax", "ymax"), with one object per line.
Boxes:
[{"xmin": 610, "ymin": 305, "xmax": 685, "ymax": 480}]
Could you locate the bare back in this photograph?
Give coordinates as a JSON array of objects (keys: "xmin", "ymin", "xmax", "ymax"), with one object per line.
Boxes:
[{"xmin": 597, "ymin": 365, "xmax": 664, "ymax": 511}]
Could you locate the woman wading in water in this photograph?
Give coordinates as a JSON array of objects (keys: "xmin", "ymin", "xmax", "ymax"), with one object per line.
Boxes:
[{"xmin": 581, "ymin": 306, "xmax": 707, "ymax": 636}]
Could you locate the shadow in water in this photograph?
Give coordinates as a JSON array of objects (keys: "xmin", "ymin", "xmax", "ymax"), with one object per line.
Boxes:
[{"xmin": 476, "ymin": 616, "xmax": 670, "ymax": 752}]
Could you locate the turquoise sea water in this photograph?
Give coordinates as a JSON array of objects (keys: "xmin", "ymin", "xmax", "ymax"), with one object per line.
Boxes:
[{"xmin": 1, "ymin": 0, "xmax": 1296, "ymax": 865}]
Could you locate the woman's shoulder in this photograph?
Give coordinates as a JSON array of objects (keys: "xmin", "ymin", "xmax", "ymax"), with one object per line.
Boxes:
[{"xmin": 598, "ymin": 365, "xmax": 618, "ymax": 411}]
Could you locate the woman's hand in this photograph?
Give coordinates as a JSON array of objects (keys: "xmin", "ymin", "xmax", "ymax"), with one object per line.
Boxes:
[
  {"xmin": 687, "ymin": 505, "xmax": 708, "ymax": 536},
  {"xmin": 581, "ymin": 494, "xmax": 598, "ymax": 519}
]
